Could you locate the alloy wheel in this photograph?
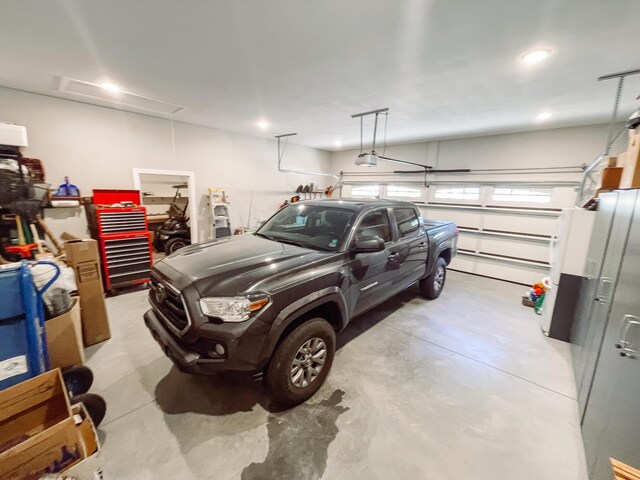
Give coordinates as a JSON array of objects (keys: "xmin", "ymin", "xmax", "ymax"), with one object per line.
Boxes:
[
  {"xmin": 290, "ymin": 337, "xmax": 326, "ymax": 388},
  {"xmin": 434, "ymin": 265, "xmax": 445, "ymax": 291}
]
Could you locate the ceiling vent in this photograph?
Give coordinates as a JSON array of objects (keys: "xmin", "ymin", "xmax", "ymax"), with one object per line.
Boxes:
[{"xmin": 57, "ymin": 77, "xmax": 184, "ymax": 115}]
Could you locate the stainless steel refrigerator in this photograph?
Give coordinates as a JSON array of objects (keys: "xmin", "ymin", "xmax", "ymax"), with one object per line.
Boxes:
[{"xmin": 570, "ymin": 189, "xmax": 640, "ymax": 478}]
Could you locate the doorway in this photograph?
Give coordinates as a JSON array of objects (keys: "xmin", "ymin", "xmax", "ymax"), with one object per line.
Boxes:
[{"xmin": 131, "ymin": 169, "xmax": 198, "ymax": 252}]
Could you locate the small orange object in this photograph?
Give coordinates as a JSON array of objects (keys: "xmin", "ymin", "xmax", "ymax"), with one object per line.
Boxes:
[{"xmin": 6, "ymin": 243, "xmax": 39, "ymax": 259}]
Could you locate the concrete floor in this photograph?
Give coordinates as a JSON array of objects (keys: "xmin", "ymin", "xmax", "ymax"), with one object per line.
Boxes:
[{"xmin": 86, "ymin": 271, "xmax": 587, "ymax": 480}]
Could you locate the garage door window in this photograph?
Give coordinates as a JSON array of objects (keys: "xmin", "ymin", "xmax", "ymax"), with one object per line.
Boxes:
[
  {"xmin": 350, "ymin": 185, "xmax": 380, "ymax": 198},
  {"xmin": 492, "ymin": 187, "xmax": 551, "ymax": 204},
  {"xmin": 434, "ymin": 186, "xmax": 480, "ymax": 201},
  {"xmin": 356, "ymin": 210, "xmax": 391, "ymax": 242},
  {"xmin": 387, "ymin": 185, "xmax": 422, "ymax": 199},
  {"xmin": 393, "ymin": 208, "xmax": 420, "ymax": 238}
]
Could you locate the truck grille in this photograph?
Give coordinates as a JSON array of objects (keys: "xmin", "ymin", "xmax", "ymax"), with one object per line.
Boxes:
[{"xmin": 149, "ymin": 276, "xmax": 189, "ymax": 333}]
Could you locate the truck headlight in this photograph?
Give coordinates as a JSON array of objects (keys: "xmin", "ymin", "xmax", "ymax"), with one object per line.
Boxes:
[{"xmin": 199, "ymin": 295, "xmax": 270, "ymax": 322}]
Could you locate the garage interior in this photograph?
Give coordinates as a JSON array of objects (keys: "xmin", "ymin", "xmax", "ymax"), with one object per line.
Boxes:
[{"xmin": 0, "ymin": 1, "xmax": 639, "ymax": 479}]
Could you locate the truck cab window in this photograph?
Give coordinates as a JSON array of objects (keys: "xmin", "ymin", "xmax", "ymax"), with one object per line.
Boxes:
[
  {"xmin": 393, "ymin": 208, "xmax": 420, "ymax": 237},
  {"xmin": 357, "ymin": 210, "xmax": 392, "ymax": 242}
]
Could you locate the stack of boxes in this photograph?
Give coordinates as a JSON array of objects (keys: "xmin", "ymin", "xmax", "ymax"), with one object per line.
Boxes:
[
  {"xmin": 0, "ymin": 370, "xmax": 102, "ymax": 479},
  {"xmin": 598, "ymin": 121, "xmax": 640, "ymax": 195},
  {"xmin": 619, "ymin": 122, "xmax": 640, "ymax": 189}
]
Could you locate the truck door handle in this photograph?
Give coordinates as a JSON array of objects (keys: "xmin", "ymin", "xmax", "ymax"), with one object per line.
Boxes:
[
  {"xmin": 418, "ymin": 242, "xmax": 426, "ymax": 249},
  {"xmin": 388, "ymin": 252, "xmax": 400, "ymax": 260}
]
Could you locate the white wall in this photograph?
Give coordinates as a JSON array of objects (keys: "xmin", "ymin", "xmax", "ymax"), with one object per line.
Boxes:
[
  {"xmin": 0, "ymin": 87, "xmax": 332, "ymax": 239},
  {"xmin": 331, "ymin": 124, "xmax": 624, "ymax": 174}
]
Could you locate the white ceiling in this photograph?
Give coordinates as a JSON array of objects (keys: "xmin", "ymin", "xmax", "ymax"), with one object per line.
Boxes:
[{"xmin": 1, "ymin": 0, "xmax": 639, "ymax": 151}]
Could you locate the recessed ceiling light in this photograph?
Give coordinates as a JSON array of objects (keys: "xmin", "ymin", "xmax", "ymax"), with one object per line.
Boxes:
[
  {"xmin": 536, "ymin": 111, "xmax": 554, "ymax": 122},
  {"xmin": 522, "ymin": 49, "xmax": 551, "ymax": 64},
  {"xmin": 99, "ymin": 82, "xmax": 120, "ymax": 93},
  {"xmin": 257, "ymin": 119, "xmax": 270, "ymax": 130},
  {"xmin": 334, "ymin": 140, "xmax": 343, "ymax": 148}
]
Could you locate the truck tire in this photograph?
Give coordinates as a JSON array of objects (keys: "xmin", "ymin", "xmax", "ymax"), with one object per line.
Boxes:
[
  {"xmin": 266, "ymin": 318, "xmax": 336, "ymax": 407},
  {"xmin": 165, "ymin": 237, "xmax": 190, "ymax": 255},
  {"xmin": 420, "ymin": 256, "xmax": 447, "ymax": 299}
]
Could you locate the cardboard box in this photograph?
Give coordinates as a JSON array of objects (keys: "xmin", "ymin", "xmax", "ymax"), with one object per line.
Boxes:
[
  {"xmin": 60, "ymin": 232, "xmax": 80, "ymax": 241},
  {"xmin": 620, "ymin": 128, "xmax": 640, "ymax": 189},
  {"xmin": 45, "ymin": 297, "xmax": 85, "ymax": 369},
  {"xmin": 74, "ymin": 262, "xmax": 111, "ymax": 346},
  {"xmin": 64, "ymin": 239, "xmax": 100, "ymax": 265},
  {"xmin": 0, "ymin": 369, "xmax": 82, "ymax": 480},
  {"xmin": 63, "ymin": 404, "xmax": 103, "ymax": 480},
  {"xmin": 600, "ymin": 166, "xmax": 623, "ymax": 190},
  {"xmin": 64, "ymin": 239, "xmax": 111, "ymax": 346}
]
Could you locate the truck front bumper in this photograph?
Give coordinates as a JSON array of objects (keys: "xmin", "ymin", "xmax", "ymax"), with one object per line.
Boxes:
[{"xmin": 144, "ymin": 308, "xmax": 261, "ymax": 375}]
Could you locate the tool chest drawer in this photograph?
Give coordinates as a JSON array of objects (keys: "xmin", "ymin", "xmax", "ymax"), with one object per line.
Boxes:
[
  {"xmin": 100, "ymin": 235, "xmax": 152, "ymax": 291},
  {"xmin": 97, "ymin": 210, "xmax": 147, "ymax": 234}
]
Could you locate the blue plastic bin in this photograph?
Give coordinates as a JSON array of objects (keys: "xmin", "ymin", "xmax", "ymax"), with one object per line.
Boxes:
[{"xmin": 0, "ymin": 261, "xmax": 57, "ymax": 391}]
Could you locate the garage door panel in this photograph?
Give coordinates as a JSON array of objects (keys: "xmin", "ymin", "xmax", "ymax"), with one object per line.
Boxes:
[
  {"xmin": 477, "ymin": 237, "xmax": 550, "ymax": 264},
  {"xmin": 452, "ymin": 254, "xmax": 549, "ymax": 286},
  {"xmin": 482, "ymin": 214, "xmax": 558, "ymax": 237},
  {"xmin": 417, "ymin": 200, "xmax": 562, "ymax": 285},
  {"xmin": 449, "ymin": 255, "xmax": 477, "ymax": 273},
  {"xmin": 419, "ymin": 207, "xmax": 482, "ymax": 229},
  {"xmin": 457, "ymin": 234, "xmax": 478, "ymax": 252}
]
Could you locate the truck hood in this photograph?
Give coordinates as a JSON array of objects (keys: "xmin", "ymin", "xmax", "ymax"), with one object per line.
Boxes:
[{"xmin": 156, "ymin": 234, "xmax": 333, "ymax": 296}]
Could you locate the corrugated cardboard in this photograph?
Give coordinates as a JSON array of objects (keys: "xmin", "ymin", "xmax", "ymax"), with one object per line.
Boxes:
[
  {"xmin": 620, "ymin": 128, "xmax": 640, "ymax": 189},
  {"xmin": 599, "ymin": 166, "xmax": 623, "ymax": 190},
  {"xmin": 63, "ymin": 404, "xmax": 103, "ymax": 480},
  {"xmin": 0, "ymin": 417, "xmax": 80, "ymax": 480},
  {"xmin": 64, "ymin": 239, "xmax": 111, "ymax": 346},
  {"xmin": 74, "ymin": 262, "xmax": 111, "ymax": 346},
  {"xmin": 60, "ymin": 232, "xmax": 80, "ymax": 241},
  {"xmin": 64, "ymin": 239, "xmax": 100, "ymax": 265},
  {"xmin": 45, "ymin": 298, "xmax": 85, "ymax": 369},
  {"xmin": 0, "ymin": 369, "xmax": 81, "ymax": 480},
  {"xmin": 0, "ymin": 369, "xmax": 71, "ymax": 446},
  {"xmin": 76, "ymin": 262, "xmax": 101, "ymax": 283}
]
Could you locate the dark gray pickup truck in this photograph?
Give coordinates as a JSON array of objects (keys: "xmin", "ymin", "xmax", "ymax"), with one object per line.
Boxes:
[{"xmin": 144, "ymin": 199, "xmax": 457, "ymax": 405}]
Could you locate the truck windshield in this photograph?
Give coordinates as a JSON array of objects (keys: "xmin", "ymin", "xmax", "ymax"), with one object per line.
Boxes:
[{"xmin": 256, "ymin": 204, "xmax": 355, "ymax": 251}]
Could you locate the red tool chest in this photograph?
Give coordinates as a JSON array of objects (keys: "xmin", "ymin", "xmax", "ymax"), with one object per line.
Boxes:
[{"xmin": 92, "ymin": 189, "xmax": 153, "ymax": 293}]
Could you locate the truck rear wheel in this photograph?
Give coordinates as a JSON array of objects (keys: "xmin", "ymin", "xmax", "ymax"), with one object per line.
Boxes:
[
  {"xmin": 420, "ymin": 256, "xmax": 447, "ymax": 299},
  {"xmin": 266, "ymin": 318, "xmax": 335, "ymax": 407}
]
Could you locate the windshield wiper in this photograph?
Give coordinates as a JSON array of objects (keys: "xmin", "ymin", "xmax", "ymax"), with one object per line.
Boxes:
[
  {"xmin": 273, "ymin": 238, "xmax": 309, "ymax": 248},
  {"xmin": 254, "ymin": 232, "xmax": 274, "ymax": 241},
  {"xmin": 277, "ymin": 238, "xmax": 334, "ymax": 252},
  {"xmin": 256, "ymin": 233, "xmax": 334, "ymax": 252}
]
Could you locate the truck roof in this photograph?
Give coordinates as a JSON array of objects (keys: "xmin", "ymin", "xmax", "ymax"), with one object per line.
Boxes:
[{"xmin": 299, "ymin": 198, "xmax": 418, "ymax": 211}]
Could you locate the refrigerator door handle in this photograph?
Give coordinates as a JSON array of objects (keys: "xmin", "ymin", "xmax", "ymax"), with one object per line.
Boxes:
[
  {"xmin": 615, "ymin": 314, "xmax": 640, "ymax": 358},
  {"xmin": 595, "ymin": 277, "xmax": 614, "ymax": 304},
  {"xmin": 585, "ymin": 259, "xmax": 598, "ymax": 280}
]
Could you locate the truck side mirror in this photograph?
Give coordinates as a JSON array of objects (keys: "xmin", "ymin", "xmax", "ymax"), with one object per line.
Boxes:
[{"xmin": 352, "ymin": 235, "xmax": 385, "ymax": 253}]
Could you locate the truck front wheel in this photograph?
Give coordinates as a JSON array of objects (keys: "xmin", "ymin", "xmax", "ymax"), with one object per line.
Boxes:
[
  {"xmin": 420, "ymin": 256, "xmax": 447, "ymax": 299},
  {"xmin": 266, "ymin": 318, "xmax": 336, "ymax": 406}
]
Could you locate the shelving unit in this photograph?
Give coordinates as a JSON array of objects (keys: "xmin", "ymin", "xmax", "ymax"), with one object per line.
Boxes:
[{"xmin": 208, "ymin": 188, "xmax": 231, "ymax": 238}]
